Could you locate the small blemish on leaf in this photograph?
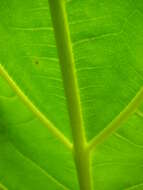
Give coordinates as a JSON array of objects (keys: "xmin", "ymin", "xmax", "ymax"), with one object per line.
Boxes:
[
  {"xmin": 35, "ymin": 59, "xmax": 39, "ymax": 65},
  {"xmin": 33, "ymin": 57, "xmax": 39, "ymax": 66}
]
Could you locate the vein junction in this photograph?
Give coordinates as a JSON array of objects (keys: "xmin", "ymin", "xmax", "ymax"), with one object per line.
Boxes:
[{"xmin": 1, "ymin": 49, "xmax": 143, "ymax": 190}]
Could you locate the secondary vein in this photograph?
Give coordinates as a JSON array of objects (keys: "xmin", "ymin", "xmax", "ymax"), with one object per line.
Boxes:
[
  {"xmin": 11, "ymin": 141, "xmax": 69, "ymax": 190},
  {"xmin": 0, "ymin": 64, "xmax": 72, "ymax": 151},
  {"xmin": 0, "ymin": 182, "xmax": 8, "ymax": 190},
  {"xmin": 88, "ymin": 87, "xmax": 143, "ymax": 151}
]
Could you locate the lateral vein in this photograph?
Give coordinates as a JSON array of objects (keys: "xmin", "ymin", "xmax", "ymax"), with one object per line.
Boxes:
[
  {"xmin": 88, "ymin": 87, "xmax": 143, "ymax": 151},
  {"xmin": 11, "ymin": 142, "xmax": 69, "ymax": 190},
  {"xmin": 0, "ymin": 64, "xmax": 72, "ymax": 151},
  {"xmin": 125, "ymin": 182, "xmax": 143, "ymax": 190},
  {"xmin": 0, "ymin": 182, "xmax": 8, "ymax": 190}
]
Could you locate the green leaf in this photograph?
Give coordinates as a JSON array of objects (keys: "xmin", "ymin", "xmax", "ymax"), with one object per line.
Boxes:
[{"xmin": 0, "ymin": 0, "xmax": 143, "ymax": 190}]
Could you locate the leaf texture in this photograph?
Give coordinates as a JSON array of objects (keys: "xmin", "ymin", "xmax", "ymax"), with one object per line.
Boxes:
[{"xmin": 0, "ymin": 0, "xmax": 143, "ymax": 190}]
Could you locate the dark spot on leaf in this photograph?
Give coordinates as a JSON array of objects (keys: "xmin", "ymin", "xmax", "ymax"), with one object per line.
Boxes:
[{"xmin": 35, "ymin": 60, "xmax": 39, "ymax": 65}]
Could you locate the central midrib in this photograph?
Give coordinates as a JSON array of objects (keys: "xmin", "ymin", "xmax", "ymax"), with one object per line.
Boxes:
[{"xmin": 48, "ymin": 0, "xmax": 93, "ymax": 190}]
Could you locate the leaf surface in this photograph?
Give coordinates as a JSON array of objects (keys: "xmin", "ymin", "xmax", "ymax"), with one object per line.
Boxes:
[{"xmin": 0, "ymin": 0, "xmax": 143, "ymax": 189}]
